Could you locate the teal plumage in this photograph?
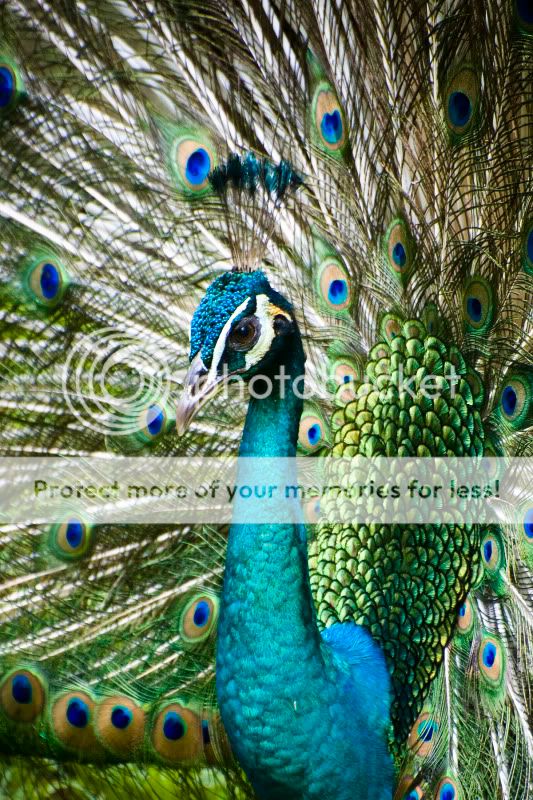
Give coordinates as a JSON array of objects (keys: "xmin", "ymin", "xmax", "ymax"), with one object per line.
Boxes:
[
  {"xmin": 196, "ymin": 268, "xmax": 393, "ymax": 798},
  {"xmin": 0, "ymin": 1, "xmax": 532, "ymax": 799}
]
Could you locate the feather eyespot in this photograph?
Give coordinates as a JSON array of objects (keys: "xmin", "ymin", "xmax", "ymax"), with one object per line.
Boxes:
[
  {"xmin": 49, "ymin": 518, "xmax": 94, "ymax": 562},
  {"xmin": 321, "ymin": 108, "xmax": 343, "ymax": 144},
  {"xmin": 298, "ymin": 413, "xmax": 327, "ymax": 452},
  {"xmin": 499, "ymin": 375, "xmax": 530, "ymax": 427},
  {"xmin": 152, "ymin": 702, "xmax": 203, "ymax": 762},
  {"xmin": 445, "ymin": 67, "xmax": 479, "ymax": 135},
  {"xmin": 180, "ymin": 594, "xmax": 219, "ymax": 643},
  {"xmin": 481, "ymin": 533, "xmax": 501, "ymax": 572},
  {"xmin": 330, "ymin": 357, "xmax": 360, "ymax": 387},
  {"xmin": 448, "ymin": 92, "xmax": 471, "ymax": 128},
  {"xmin": 173, "ymin": 136, "xmax": 215, "ymax": 194},
  {"xmin": 316, "ymin": 259, "xmax": 351, "ymax": 313},
  {"xmin": 330, "ymin": 360, "xmax": 360, "ymax": 405},
  {"xmin": 11, "ymin": 674, "xmax": 32, "ymax": 704},
  {"xmin": 0, "ymin": 668, "xmax": 45, "ymax": 723},
  {"xmin": 381, "ymin": 314, "xmax": 403, "ymax": 342},
  {"xmin": 478, "ymin": 634, "xmax": 505, "ymax": 687},
  {"xmin": 0, "ymin": 60, "xmax": 22, "ymax": 111},
  {"xmin": 111, "ymin": 705, "xmax": 132, "ymax": 728},
  {"xmin": 67, "ymin": 697, "xmax": 90, "ymax": 728},
  {"xmin": 139, "ymin": 403, "xmax": 167, "ymax": 440},
  {"xmin": 333, "ymin": 363, "xmax": 359, "ymax": 386},
  {"xmin": 164, "ymin": 711, "xmax": 186, "ymax": 740},
  {"xmin": 408, "ymin": 711, "xmax": 438, "ymax": 757},
  {"xmin": 462, "ymin": 277, "xmax": 493, "ymax": 332},
  {"xmin": 186, "ymin": 148, "xmax": 211, "ymax": 185},
  {"xmin": 95, "ymin": 695, "xmax": 145, "ymax": 756},
  {"xmin": 0, "ymin": 64, "xmax": 16, "ymax": 109},
  {"xmin": 457, "ymin": 596, "xmax": 474, "ymax": 634},
  {"xmin": 394, "ymin": 776, "xmax": 424, "ymax": 800},
  {"xmin": 435, "ymin": 778, "xmax": 459, "ymax": 800},
  {"xmin": 502, "ymin": 385, "xmax": 517, "ymax": 415},
  {"xmin": 27, "ymin": 259, "xmax": 67, "ymax": 307},
  {"xmin": 51, "ymin": 691, "xmax": 99, "ymax": 752},
  {"xmin": 312, "ymin": 84, "xmax": 346, "ymax": 152},
  {"xmin": 384, "ymin": 220, "xmax": 413, "ymax": 280},
  {"xmin": 394, "ymin": 775, "xmax": 424, "ymax": 799}
]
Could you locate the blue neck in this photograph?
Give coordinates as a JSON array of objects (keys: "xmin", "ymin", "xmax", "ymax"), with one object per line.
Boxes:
[
  {"xmin": 215, "ymin": 334, "xmax": 393, "ymax": 800},
  {"xmin": 222, "ymin": 335, "xmax": 314, "ymax": 634},
  {"xmin": 215, "ymin": 337, "xmax": 323, "ymax": 778},
  {"xmin": 237, "ymin": 337, "xmax": 304, "ymax": 459}
]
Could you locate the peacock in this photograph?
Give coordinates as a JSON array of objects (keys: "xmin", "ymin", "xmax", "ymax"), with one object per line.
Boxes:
[{"xmin": 0, "ymin": 1, "xmax": 532, "ymax": 799}]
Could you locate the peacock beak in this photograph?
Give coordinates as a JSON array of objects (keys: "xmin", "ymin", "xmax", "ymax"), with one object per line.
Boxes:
[{"xmin": 176, "ymin": 353, "xmax": 228, "ymax": 435}]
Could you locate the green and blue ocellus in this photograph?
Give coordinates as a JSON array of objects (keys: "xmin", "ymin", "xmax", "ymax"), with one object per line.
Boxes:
[{"xmin": 0, "ymin": 1, "xmax": 532, "ymax": 799}]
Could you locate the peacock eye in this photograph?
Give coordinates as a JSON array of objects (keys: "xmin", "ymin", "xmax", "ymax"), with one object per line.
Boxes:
[{"xmin": 228, "ymin": 316, "xmax": 260, "ymax": 351}]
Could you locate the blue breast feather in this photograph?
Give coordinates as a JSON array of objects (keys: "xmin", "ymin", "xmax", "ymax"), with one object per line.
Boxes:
[
  {"xmin": 320, "ymin": 622, "xmax": 393, "ymax": 798},
  {"xmin": 321, "ymin": 621, "xmax": 392, "ymax": 731}
]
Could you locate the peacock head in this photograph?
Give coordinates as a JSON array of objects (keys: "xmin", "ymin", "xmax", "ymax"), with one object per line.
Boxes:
[{"xmin": 176, "ymin": 270, "xmax": 299, "ymax": 433}]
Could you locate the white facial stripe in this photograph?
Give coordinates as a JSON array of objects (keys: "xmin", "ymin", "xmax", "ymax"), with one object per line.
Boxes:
[
  {"xmin": 207, "ymin": 298, "xmax": 250, "ymax": 381},
  {"xmin": 244, "ymin": 294, "xmax": 278, "ymax": 369}
]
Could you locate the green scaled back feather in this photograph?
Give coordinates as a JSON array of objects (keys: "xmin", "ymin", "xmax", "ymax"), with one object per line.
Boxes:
[{"xmin": 0, "ymin": 1, "xmax": 532, "ymax": 799}]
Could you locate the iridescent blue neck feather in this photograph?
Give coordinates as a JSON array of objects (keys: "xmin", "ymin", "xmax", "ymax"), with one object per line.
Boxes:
[{"xmin": 216, "ymin": 330, "xmax": 394, "ymax": 800}]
